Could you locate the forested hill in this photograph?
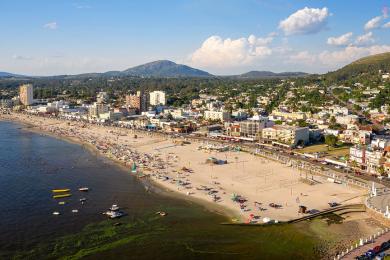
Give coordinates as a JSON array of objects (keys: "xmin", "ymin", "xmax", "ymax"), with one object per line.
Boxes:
[{"xmin": 325, "ymin": 52, "xmax": 390, "ymax": 82}]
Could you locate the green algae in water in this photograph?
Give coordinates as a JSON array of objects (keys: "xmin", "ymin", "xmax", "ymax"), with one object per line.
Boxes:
[{"xmin": 11, "ymin": 204, "xmax": 321, "ymax": 260}]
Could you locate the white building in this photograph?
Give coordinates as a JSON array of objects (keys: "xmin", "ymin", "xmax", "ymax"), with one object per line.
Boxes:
[
  {"xmin": 239, "ymin": 116, "xmax": 274, "ymax": 140},
  {"xmin": 149, "ymin": 91, "xmax": 166, "ymax": 106},
  {"xmin": 19, "ymin": 84, "xmax": 34, "ymax": 106},
  {"xmin": 204, "ymin": 110, "xmax": 231, "ymax": 122},
  {"xmin": 89, "ymin": 102, "xmax": 109, "ymax": 118},
  {"xmin": 262, "ymin": 125, "xmax": 310, "ymax": 147}
]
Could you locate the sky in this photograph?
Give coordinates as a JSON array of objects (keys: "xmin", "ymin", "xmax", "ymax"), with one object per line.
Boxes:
[{"xmin": 1, "ymin": 0, "xmax": 390, "ymax": 76}]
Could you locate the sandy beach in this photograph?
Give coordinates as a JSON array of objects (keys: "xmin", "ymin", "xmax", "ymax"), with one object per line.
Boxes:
[{"xmin": 1, "ymin": 113, "xmax": 368, "ymax": 223}]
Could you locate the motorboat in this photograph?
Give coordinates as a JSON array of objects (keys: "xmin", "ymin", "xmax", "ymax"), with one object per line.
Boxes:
[
  {"xmin": 72, "ymin": 209, "xmax": 79, "ymax": 213},
  {"xmin": 104, "ymin": 210, "xmax": 125, "ymax": 219},
  {"xmin": 52, "ymin": 211, "xmax": 60, "ymax": 215},
  {"xmin": 79, "ymin": 198, "xmax": 87, "ymax": 202},
  {"xmin": 156, "ymin": 211, "xmax": 167, "ymax": 216},
  {"xmin": 58, "ymin": 201, "xmax": 66, "ymax": 205},
  {"xmin": 78, "ymin": 187, "xmax": 89, "ymax": 192}
]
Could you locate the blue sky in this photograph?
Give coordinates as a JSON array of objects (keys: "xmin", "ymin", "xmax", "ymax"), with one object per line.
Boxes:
[{"xmin": 1, "ymin": 0, "xmax": 390, "ymax": 75}]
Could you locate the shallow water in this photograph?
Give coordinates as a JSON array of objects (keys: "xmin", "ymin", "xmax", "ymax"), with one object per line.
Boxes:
[{"xmin": 0, "ymin": 121, "xmax": 320, "ymax": 259}]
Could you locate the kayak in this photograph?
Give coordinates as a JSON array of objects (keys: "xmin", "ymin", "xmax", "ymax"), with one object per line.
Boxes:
[
  {"xmin": 53, "ymin": 194, "xmax": 72, "ymax": 199},
  {"xmin": 52, "ymin": 189, "xmax": 70, "ymax": 193}
]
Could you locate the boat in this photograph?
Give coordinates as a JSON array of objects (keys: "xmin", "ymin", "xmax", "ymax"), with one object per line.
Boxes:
[
  {"xmin": 262, "ymin": 217, "xmax": 271, "ymax": 223},
  {"xmin": 79, "ymin": 198, "xmax": 87, "ymax": 202},
  {"xmin": 53, "ymin": 193, "xmax": 72, "ymax": 199},
  {"xmin": 72, "ymin": 209, "xmax": 78, "ymax": 213},
  {"xmin": 78, "ymin": 187, "xmax": 89, "ymax": 192},
  {"xmin": 52, "ymin": 189, "xmax": 70, "ymax": 193},
  {"xmin": 52, "ymin": 211, "xmax": 60, "ymax": 215},
  {"xmin": 58, "ymin": 201, "xmax": 66, "ymax": 205},
  {"xmin": 110, "ymin": 204, "xmax": 120, "ymax": 211},
  {"xmin": 104, "ymin": 210, "xmax": 125, "ymax": 219},
  {"xmin": 156, "ymin": 211, "xmax": 167, "ymax": 216}
]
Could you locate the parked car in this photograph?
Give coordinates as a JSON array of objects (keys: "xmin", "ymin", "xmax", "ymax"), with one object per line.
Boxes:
[
  {"xmin": 328, "ymin": 202, "xmax": 340, "ymax": 207},
  {"xmin": 372, "ymin": 245, "xmax": 381, "ymax": 254},
  {"xmin": 365, "ymin": 249, "xmax": 375, "ymax": 258},
  {"xmin": 380, "ymin": 241, "xmax": 390, "ymax": 251}
]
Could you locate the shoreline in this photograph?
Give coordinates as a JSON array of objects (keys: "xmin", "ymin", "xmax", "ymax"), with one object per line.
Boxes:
[
  {"xmin": 0, "ymin": 113, "xmax": 369, "ymax": 224},
  {"xmin": 0, "ymin": 116, "xmax": 238, "ymax": 221}
]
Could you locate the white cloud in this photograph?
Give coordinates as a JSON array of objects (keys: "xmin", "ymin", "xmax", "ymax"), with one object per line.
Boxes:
[
  {"xmin": 43, "ymin": 22, "xmax": 58, "ymax": 30},
  {"xmin": 287, "ymin": 51, "xmax": 317, "ymax": 65},
  {"xmin": 189, "ymin": 35, "xmax": 273, "ymax": 68},
  {"xmin": 364, "ymin": 16, "xmax": 382, "ymax": 30},
  {"xmin": 383, "ymin": 21, "xmax": 390, "ymax": 28},
  {"xmin": 279, "ymin": 7, "xmax": 329, "ymax": 35},
  {"xmin": 284, "ymin": 44, "xmax": 390, "ymax": 73},
  {"xmin": 318, "ymin": 45, "xmax": 390, "ymax": 67},
  {"xmin": 327, "ymin": 32, "xmax": 353, "ymax": 46},
  {"xmin": 12, "ymin": 55, "xmax": 33, "ymax": 60},
  {"xmin": 355, "ymin": 32, "xmax": 375, "ymax": 45}
]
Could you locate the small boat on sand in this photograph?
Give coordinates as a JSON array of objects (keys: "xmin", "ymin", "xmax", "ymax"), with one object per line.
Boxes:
[
  {"xmin": 52, "ymin": 189, "xmax": 70, "ymax": 193},
  {"xmin": 53, "ymin": 194, "xmax": 72, "ymax": 199},
  {"xmin": 78, "ymin": 187, "xmax": 89, "ymax": 192}
]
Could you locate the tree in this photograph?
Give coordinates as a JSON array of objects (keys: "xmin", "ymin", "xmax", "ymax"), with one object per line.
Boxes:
[
  {"xmin": 325, "ymin": 134, "xmax": 338, "ymax": 148},
  {"xmin": 378, "ymin": 165, "xmax": 386, "ymax": 176},
  {"xmin": 329, "ymin": 116, "xmax": 336, "ymax": 126}
]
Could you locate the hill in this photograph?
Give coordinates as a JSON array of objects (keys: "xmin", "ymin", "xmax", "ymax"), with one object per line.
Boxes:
[
  {"xmin": 326, "ymin": 52, "xmax": 390, "ymax": 82},
  {"xmin": 0, "ymin": 72, "xmax": 23, "ymax": 78},
  {"xmin": 122, "ymin": 60, "xmax": 213, "ymax": 78},
  {"xmin": 235, "ymin": 71, "xmax": 308, "ymax": 79}
]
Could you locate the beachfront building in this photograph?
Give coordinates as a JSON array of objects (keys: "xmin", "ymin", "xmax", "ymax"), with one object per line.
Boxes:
[
  {"xmin": 349, "ymin": 145, "xmax": 385, "ymax": 175},
  {"xmin": 125, "ymin": 91, "xmax": 148, "ymax": 113},
  {"xmin": 149, "ymin": 91, "xmax": 166, "ymax": 106},
  {"xmin": 261, "ymin": 125, "xmax": 310, "ymax": 147},
  {"xmin": 204, "ymin": 110, "xmax": 231, "ymax": 122},
  {"xmin": 89, "ymin": 102, "xmax": 109, "ymax": 119},
  {"xmin": 239, "ymin": 116, "xmax": 274, "ymax": 140},
  {"xmin": 19, "ymin": 84, "xmax": 34, "ymax": 106}
]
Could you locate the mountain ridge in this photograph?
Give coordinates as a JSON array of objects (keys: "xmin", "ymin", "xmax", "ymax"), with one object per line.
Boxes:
[{"xmin": 3, "ymin": 52, "xmax": 390, "ymax": 80}]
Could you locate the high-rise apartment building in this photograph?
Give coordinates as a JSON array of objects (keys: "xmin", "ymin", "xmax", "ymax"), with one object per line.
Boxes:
[
  {"xmin": 19, "ymin": 84, "xmax": 34, "ymax": 106},
  {"xmin": 125, "ymin": 90, "xmax": 148, "ymax": 113},
  {"xmin": 149, "ymin": 91, "xmax": 166, "ymax": 106}
]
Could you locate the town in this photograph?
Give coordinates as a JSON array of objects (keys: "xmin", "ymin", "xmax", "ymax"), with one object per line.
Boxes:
[{"xmin": 1, "ymin": 69, "xmax": 389, "ymax": 179}]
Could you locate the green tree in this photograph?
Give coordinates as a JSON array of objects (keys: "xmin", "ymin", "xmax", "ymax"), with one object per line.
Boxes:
[{"xmin": 325, "ymin": 134, "xmax": 338, "ymax": 148}]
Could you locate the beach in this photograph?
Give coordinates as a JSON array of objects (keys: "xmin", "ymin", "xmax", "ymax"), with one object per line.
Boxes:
[{"xmin": 1, "ymin": 113, "xmax": 367, "ymax": 223}]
